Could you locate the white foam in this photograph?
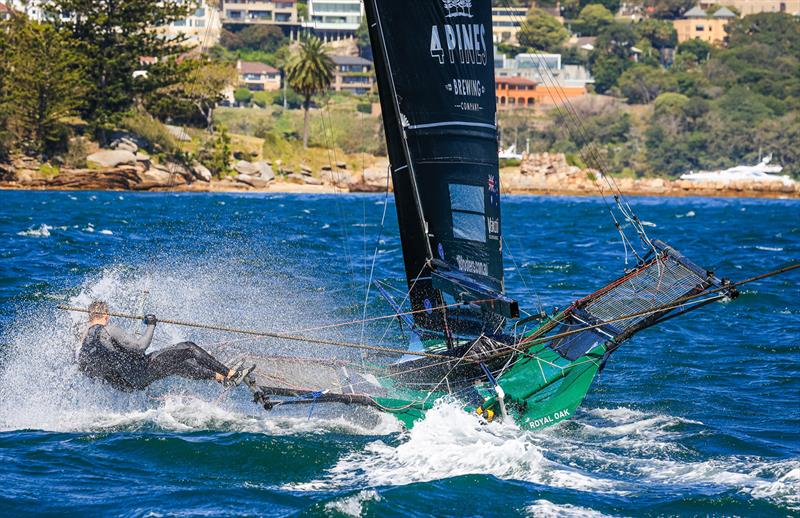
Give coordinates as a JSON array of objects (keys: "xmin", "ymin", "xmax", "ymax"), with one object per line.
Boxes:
[
  {"xmin": 291, "ymin": 401, "xmax": 622, "ymax": 494},
  {"xmin": 525, "ymin": 500, "xmax": 615, "ymax": 518},
  {"xmin": 18, "ymin": 224, "xmax": 52, "ymax": 237},
  {"xmin": 755, "ymin": 246, "xmax": 784, "ymax": 252},
  {"xmin": 99, "ymin": 229, "xmax": 114, "ymax": 235},
  {"xmin": 324, "ymin": 489, "xmax": 381, "ymax": 517}
]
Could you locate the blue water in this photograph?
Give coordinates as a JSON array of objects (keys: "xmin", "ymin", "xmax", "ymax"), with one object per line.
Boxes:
[{"xmin": 0, "ymin": 190, "xmax": 798, "ymax": 517}]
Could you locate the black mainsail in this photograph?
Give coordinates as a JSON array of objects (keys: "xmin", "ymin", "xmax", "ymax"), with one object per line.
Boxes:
[{"xmin": 365, "ymin": 0, "xmax": 517, "ymax": 338}]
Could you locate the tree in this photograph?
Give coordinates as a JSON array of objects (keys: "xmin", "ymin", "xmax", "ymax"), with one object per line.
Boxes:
[
  {"xmin": 355, "ymin": 17, "xmax": 372, "ymax": 60},
  {"xmin": 561, "ymin": 0, "xmax": 620, "ymax": 19},
  {"xmin": 518, "ymin": 8, "xmax": 569, "ymax": 51},
  {"xmin": 285, "ymin": 35, "xmax": 333, "ymax": 149},
  {"xmin": 46, "ymin": 0, "xmax": 191, "ymax": 138},
  {"xmin": 234, "ymin": 88, "xmax": 253, "ymax": 106},
  {"xmin": 154, "ymin": 59, "xmax": 236, "ymax": 130},
  {"xmin": 3, "ymin": 20, "xmax": 86, "ymax": 157},
  {"xmin": 677, "ymin": 38, "xmax": 712, "ymax": 62},
  {"xmin": 726, "ymin": 12, "xmax": 800, "ymax": 55},
  {"xmin": 643, "ymin": 0, "xmax": 695, "ymax": 19},
  {"xmin": 574, "ymin": 4, "xmax": 614, "ymax": 36},
  {"xmin": 618, "ymin": 64, "xmax": 676, "ymax": 104},
  {"xmin": 591, "ymin": 54, "xmax": 629, "ymax": 93},
  {"xmin": 636, "ymin": 19, "xmax": 678, "ymax": 50},
  {"xmin": 237, "ymin": 24, "xmax": 286, "ymax": 53}
]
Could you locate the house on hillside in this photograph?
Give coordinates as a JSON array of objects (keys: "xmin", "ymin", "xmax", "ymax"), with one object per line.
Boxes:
[
  {"xmin": 161, "ymin": 0, "xmax": 222, "ymax": 49},
  {"xmin": 673, "ymin": 6, "xmax": 736, "ymax": 46},
  {"xmin": 491, "ymin": 5, "xmax": 528, "ymax": 45},
  {"xmin": 495, "ymin": 49, "xmax": 595, "ymax": 94},
  {"xmin": 221, "ymin": 0, "xmax": 299, "ymax": 26},
  {"xmin": 495, "ymin": 76, "xmax": 588, "ymax": 109},
  {"xmin": 330, "ymin": 55, "xmax": 374, "ymax": 95},
  {"xmin": 237, "ymin": 60, "xmax": 281, "ymax": 91},
  {"xmin": 303, "ymin": 0, "xmax": 363, "ymax": 41},
  {"xmin": 0, "ymin": 2, "xmax": 14, "ymax": 21},
  {"xmin": 699, "ymin": 0, "xmax": 800, "ymax": 16}
]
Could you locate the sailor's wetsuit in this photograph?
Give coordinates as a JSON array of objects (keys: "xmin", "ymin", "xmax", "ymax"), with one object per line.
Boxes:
[{"xmin": 78, "ymin": 323, "xmax": 229, "ymax": 391}]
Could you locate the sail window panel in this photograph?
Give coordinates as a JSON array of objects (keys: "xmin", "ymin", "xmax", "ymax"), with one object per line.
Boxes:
[
  {"xmin": 449, "ymin": 184, "xmax": 485, "ymax": 214},
  {"xmin": 452, "ymin": 212, "xmax": 487, "ymax": 243}
]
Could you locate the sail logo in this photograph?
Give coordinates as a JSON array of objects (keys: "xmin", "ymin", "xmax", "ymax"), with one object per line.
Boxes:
[
  {"xmin": 456, "ymin": 255, "xmax": 488, "ymax": 276},
  {"xmin": 443, "ymin": 0, "xmax": 473, "ymax": 18},
  {"xmin": 430, "ymin": 23, "xmax": 488, "ymax": 66},
  {"xmin": 487, "ymin": 217, "xmax": 499, "ymax": 236}
]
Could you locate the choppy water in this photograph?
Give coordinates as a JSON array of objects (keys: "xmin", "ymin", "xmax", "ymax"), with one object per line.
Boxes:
[{"xmin": 0, "ymin": 191, "xmax": 798, "ymax": 516}]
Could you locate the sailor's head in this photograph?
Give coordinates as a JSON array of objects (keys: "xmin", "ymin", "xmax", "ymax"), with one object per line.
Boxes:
[{"xmin": 88, "ymin": 300, "xmax": 110, "ymax": 325}]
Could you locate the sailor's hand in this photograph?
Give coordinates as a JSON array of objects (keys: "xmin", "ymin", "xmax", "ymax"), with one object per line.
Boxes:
[{"xmin": 143, "ymin": 314, "xmax": 157, "ymax": 326}]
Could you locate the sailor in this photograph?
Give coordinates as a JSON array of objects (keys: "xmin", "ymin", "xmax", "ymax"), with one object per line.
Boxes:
[{"xmin": 78, "ymin": 300, "xmax": 252, "ymax": 392}]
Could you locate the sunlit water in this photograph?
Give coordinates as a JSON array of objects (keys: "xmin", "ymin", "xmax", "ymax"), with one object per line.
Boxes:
[{"xmin": 0, "ymin": 191, "xmax": 798, "ymax": 516}]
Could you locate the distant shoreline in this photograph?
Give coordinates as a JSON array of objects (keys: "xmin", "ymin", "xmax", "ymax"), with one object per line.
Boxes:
[{"xmin": 2, "ymin": 182, "xmax": 798, "ymax": 200}]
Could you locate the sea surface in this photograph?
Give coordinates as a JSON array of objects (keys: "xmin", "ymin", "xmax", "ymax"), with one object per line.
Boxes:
[{"xmin": 0, "ymin": 190, "xmax": 798, "ymax": 517}]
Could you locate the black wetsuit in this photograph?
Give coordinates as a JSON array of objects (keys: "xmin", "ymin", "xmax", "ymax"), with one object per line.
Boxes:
[{"xmin": 78, "ymin": 323, "xmax": 229, "ymax": 391}]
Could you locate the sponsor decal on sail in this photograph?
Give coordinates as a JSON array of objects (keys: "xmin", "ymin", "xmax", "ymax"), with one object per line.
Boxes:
[
  {"xmin": 430, "ymin": 22, "xmax": 488, "ymax": 65},
  {"xmin": 456, "ymin": 255, "xmax": 489, "ymax": 276},
  {"xmin": 443, "ymin": 0, "xmax": 473, "ymax": 18}
]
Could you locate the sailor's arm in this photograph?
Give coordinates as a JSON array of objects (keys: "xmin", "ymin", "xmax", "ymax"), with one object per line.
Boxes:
[{"xmin": 105, "ymin": 317, "xmax": 156, "ymax": 352}]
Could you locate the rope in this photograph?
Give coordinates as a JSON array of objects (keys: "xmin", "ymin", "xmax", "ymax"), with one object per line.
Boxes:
[{"xmin": 57, "ymin": 304, "xmax": 469, "ymax": 362}]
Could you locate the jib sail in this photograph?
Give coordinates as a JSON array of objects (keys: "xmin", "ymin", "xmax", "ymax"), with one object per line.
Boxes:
[{"xmin": 365, "ymin": 0, "xmax": 517, "ymax": 336}]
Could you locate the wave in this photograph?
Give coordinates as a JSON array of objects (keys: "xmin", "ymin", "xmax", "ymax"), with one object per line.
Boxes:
[{"xmin": 288, "ymin": 401, "xmax": 799, "ymax": 511}]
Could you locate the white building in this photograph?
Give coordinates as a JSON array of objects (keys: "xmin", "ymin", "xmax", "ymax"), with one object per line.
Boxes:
[
  {"xmin": 163, "ymin": 1, "xmax": 222, "ymax": 49},
  {"xmin": 495, "ymin": 49, "xmax": 595, "ymax": 89},
  {"xmin": 303, "ymin": 0, "xmax": 363, "ymax": 39},
  {"xmin": 221, "ymin": 0, "xmax": 299, "ymax": 26}
]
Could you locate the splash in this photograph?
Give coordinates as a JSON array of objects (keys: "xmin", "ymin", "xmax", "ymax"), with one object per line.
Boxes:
[
  {"xmin": 291, "ymin": 401, "xmax": 799, "ymax": 510},
  {"xmin": 0, "ymin": 261, "xmax": 395, "ymax": 436}
]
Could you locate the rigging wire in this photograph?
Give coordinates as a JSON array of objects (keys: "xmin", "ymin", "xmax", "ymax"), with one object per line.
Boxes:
[{"xmin": 498, "ymin": 0, "xmax": 655, "ymax": 258}]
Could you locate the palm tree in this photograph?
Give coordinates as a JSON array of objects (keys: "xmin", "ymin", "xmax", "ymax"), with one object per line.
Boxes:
[{"xmin": 285, "ymin": 35, "xmax": 334, "ymax": 149}]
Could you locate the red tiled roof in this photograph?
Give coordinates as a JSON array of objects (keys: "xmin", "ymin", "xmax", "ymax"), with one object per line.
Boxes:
[
  {"xmin": 239, "ymin": 61, "xmax": 279, "ymax": 75},
  {"xmin": 0, "ymin": 2, "xmax": 15, "ymax": 13},
  {"xmin": 496, "ymin": 76, "xmax": 537, "ymax": 86}
]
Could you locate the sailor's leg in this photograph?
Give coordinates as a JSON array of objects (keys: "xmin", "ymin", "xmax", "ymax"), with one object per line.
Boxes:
[
  {"xmin": 143, "ymin": 342, "xmax": 227, "ymax": 385},
  {"xmin": 169, "ymin": 341, "xmax": 230, "ymax": 375}
]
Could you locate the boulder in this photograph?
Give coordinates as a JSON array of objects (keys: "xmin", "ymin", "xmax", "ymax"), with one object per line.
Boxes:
[
  {"xmin": 139, "ymin": 168, "xmax": 174, "ymax": 185},
  {"xmin": 165, "ymin": 162, "xmax": 193, "ymax": 182},
  {"xmin": 234, "ymin": 160, "xmax": 258, "ymax": 176},
  {"xmin": 87, "ymin": 150, "xmax": 137, "ymax": 168},
  {"xmin": 336, "ymin": 161, "xmax": 348, "ymax": 169},
  {"xmin": 362, "ymin": 167, "xmax": 387, "ymax": 186},
  {"xmin": 304, "ymin": 176, "xmax": 323, "ymax": 185},
  {"xmin": 111, "ymin": 137, "xmax": 138, "ymax": 153},
  {"xmin": 253, "ymin": 161, "xmax": 275, "ymax": 182},
  {"xmin": 165, "ymin": 124, "xmax": 191, "ymax": 142},
  {"xmin": 300, "ymin": 164, "xmax": 313, "ymax": 176},
  {"xmin": 192, "ymin": 162, "xmax": 212, "ymax": 182},
  {"xmin": 286, "ymin": 173, "xmax": 306, "ymax": 184}
]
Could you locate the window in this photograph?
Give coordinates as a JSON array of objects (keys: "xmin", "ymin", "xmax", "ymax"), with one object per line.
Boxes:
[{"xmin": 449, "ymin": 184, "xmax": 486, "ymax": 243}]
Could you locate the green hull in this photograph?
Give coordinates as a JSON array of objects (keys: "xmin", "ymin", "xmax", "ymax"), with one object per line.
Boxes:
[{"xmin": 373, "ymin": 332, "xmax": 607, "ymax": 431}]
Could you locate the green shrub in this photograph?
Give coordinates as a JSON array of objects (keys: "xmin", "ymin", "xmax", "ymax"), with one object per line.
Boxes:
[
  {"xmin": 499, "ymin": 158, "xmax": 521, "ymax": 168},
  {"xmin": 196, "ymin": 126, "xmax": 232, "ymax": 178},
  {"xmin": 62, "ymin": 136, "xmax": 88, "ymax": 168},
  {"xmin": 38, "ymin": 163, "xmax": 60, "ymax": 177},
  {"xmin": 356, "ymin": 102, "xmax": 372, "ymax": 114},
  {"xmin": 119, "ymin": 109, "xmax": 178, "ymax": 154},
  {"xmin": 565, "ymin": 153, "xmax": 587, "ymax": 169},
  {"xmin": 234, "ymin": 88, "xmax": 253, "ymax": 105}
]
